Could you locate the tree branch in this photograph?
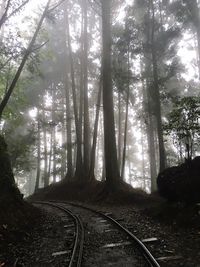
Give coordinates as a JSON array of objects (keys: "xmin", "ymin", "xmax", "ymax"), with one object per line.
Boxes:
[
  {"xmin": 48, "ymin": 0, "xmax": 66, "ymax": 13},
  {"xmin": 0, "ymin": 0, "xmax": 30, "ymax": 29},
  {"xmin": 31, "ymin": 40, "xmax": 49, "ymax": 53},
  {"xmin": 7, "ymin": 0, "xmax": 30, "ymax": 20},
  {"xmin": 0, "ymin": 0, "xmax": 11, "ymax": 29}
]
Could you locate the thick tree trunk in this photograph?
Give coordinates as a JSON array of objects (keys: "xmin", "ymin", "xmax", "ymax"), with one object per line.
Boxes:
[
  {"xmin": 150, "ymin": 0, "xmax": 166, "ymax": 172},
  {"xmin": 142, "ymin": 3, "xmax": 158, "ymax": 191},
  {"xmin": 0, "ymin": 136, "xmax": 21, "ymax": 198},
  {"xmin": 101, "ymin": 0, "xmax": 120, "ymax": 186}
]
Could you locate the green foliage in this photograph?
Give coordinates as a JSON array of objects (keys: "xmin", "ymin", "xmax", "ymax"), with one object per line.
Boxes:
[
  {"xmin": 3, "ymin": 112, "xmax": 36, "ymax": 173},
  {"xmin": 164, "ymin": 96, "xmax": 200, "ymax": 160}
]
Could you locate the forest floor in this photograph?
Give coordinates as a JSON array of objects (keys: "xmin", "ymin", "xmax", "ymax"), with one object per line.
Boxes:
[
  {"xmin": 1, "ymin": 180, "xmax": 200, "ymax": 266},
  {"xmin": 0, "ymin": 196, "xmax": 43, "ymax": 266}
]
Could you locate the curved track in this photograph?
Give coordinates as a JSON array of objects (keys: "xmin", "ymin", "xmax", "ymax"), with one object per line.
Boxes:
[
  {"xmin": 64, "ymin": 201, "xmax": 160, "ymax": 267},
  {"xmin": 35, "ymin": 200, "xmax": 160, "ymax": 267},
  {"xmin": 34, "ymin": 201, "xmax": 84, "ymax": 267}
]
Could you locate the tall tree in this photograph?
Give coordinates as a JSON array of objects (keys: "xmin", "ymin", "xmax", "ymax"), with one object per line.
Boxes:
[
  {"xmin": 34, "ymin": 111, "xmax": 41, "ymax": 192},
  {"xmin": 101, "ymin": 0, "xmax": 120, "ymax": 187},
  {"xmin": 89, "ymin": 76, "xmax": 102, "ymax": 180},
  {"xmin": 149, "ymin": 0, "xmax": 166, "ymax": 172},
  {"xmin": 82, "ymin": 0, "xmax": 91, "ymax": 179},
  {"xmin": 65, "ymin": 4, "xmax": 83, "ymax": 178},
  {"xmin": 65, "ymin": 76, "xmax": 73, "ymax": 179}
]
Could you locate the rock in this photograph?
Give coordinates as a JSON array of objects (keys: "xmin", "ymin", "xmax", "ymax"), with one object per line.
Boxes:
[{"xmin": 157, "ymin": 157, "xmax": 200, "ymax": 202}]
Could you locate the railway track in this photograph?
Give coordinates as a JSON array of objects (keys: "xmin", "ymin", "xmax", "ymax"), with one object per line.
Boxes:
[
  {"xmin": 34, "ymin": 201, "xmax": 84, "ymax": 266},
  {"xmin": 34, "ymin": 201, "xmax": 160, "ymax": 267}
]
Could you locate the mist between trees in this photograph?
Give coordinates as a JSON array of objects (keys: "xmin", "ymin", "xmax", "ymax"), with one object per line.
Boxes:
[{"xmin": 0, "ymin": 0, "xmax": 200, "ymax": 196}]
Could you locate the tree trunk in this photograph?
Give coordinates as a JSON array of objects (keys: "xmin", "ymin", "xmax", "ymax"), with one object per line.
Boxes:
[
  {"xmin": 34, "ymin": 112, "xmax": 41, "ymax": 193},
  {"xmin": 82, "ymin": 0, "xmax": 90, "ymax": 179},
  {"xmin": 118, "ymin": 90, "xmax": 122, "ymax": 171},
  {"xmin": 185, "ymin": 0, "xmax": 200, "ymax": 80},
  {"xmin": 140, "ymin": 123, "xmax": 146, "ymax": 189},
  {"xmin": 89, "ymin": 77, "xmax": 102, "ymax": 180},
  {"xmin": 150, "ymin": 0, "xmax": 166, "ymax": 172},
  {"xmin": 101, "ymin": 0, "xmax": 120, "ymax": 187},
  {"xmin": 142, "ymin": 3, "xmax": 158, "ymax": 191},
  {"xmin": 48, "ymin": 130, "xmax": 53, "ymax": 180},
  {"xmin": 42, "ymin": 105, "xmax": 49, "ymax": 187},
  {"xmin": 121, "ymin": 48, "xmax": 130, "ymax": 180},
  {"xmin": 142, "ymin": 62, "xmax": 157, "ymax": 191},
  {"xmin": 61, "ymin": 94, "xmax": 66, "ymax": 180},
  {"xmin": 65, "ymin": 5, "xmax": 83, "ymax": 178},
  {"xmin": 65, "ymin": 77, "xmax": 73, "ymax": 179},
  {"xmin": 0, "ymin": 136, "xmax": 21, "ymax": 198},
  {"xmin": 52, "ymin": 122, "xmax": 56, "ymax": 183}
]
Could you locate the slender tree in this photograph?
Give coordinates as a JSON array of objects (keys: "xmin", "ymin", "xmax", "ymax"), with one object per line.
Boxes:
[
  {"xmin": 121, "ymin": 46, "xmax": 130, "ymax": 179},
  {"xmin": 65, "ymin": 4, "xmax": 83, "ymax": 178},
  {"xmin": 82, "ymin": 0, "xmax": 91, "ymax": 179},
  {"xmin": 34, "ymin": 111, "xmax": 41, "ymax": 192},
  {"xmin": 89, "ymin": 76, "xmax": 102, "ymax": 180},
  {"xmin": 0, "ymin": 0, "xmax": 51, "ymax": 119},
  {"xmin": 65, "ymin": 76, "xmax": 73, "ymax": 179}
]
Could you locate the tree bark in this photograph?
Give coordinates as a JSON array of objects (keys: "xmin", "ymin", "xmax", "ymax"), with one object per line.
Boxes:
[
  {"xmin": 150, "ymin": 0, "xmax": 166, "ymax": 172},
  {"xmin": 101, "ymin": 0, "xmax": 120, "ymax": 187},
  {"xmin": 0, "ymin": 136, "xmax": 21, "ymax": 198}
]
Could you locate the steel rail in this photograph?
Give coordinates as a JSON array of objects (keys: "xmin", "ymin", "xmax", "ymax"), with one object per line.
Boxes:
[
  {"xmin": 33, "ymin": 201, "xmax": 84, "ymax": 267},
  {"xmin": 58, "ymin": 203, "xmax": 84, "ymax": 267},
  {"xmin": 62, "ymin": 201, "xmax": 160, "ymax": 267}
]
